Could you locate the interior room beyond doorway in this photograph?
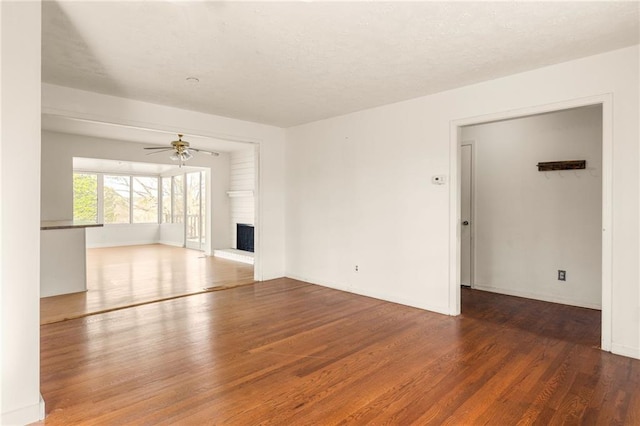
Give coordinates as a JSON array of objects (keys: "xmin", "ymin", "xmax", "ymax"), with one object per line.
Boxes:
[
  {"xmin": 459, "ymin": 105, "xmax": 603, "ymax": 311},
  {"xmin": 40, "ymin": 244, "xmax": 254, "ymax": 325}
]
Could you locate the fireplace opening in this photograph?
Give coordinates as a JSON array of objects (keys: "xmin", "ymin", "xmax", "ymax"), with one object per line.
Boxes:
[{"xmin": 236, "ymin": 223, "xmax": 254, "ymax": 253}]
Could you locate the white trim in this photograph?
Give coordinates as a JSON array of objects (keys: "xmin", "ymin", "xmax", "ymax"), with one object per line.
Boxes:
[
  {"xmin": 286, "ymin": 273, "xmax": 451, "ymax": 316},
  {"xmin": 449, "ymin": 94, "xmax": 614, "ymax": 352},
  {"xmin": 472, "ymin": 284, "xmax": 602, "ymax": 311},
  {"xmin": 253, "ymin": 143, "xmax": 262, "ymax": 281},
  {"xmin": 0, "ymin": 395, "xmax": 45, "ymax": 425},
  {"xmin": 158, "ymin": 240, "xmax": 184, "ymax": 248},
  {"xmin": 611, "ymin": 344, "xmax": 640, "ymax": 360},
  {"xmin": 460, "ymin": 140, "xmax": 475, "ymax": 288},
  {"xmin": 86, "ymin": 240, "xmax": 161, "ymax": 249},
  {"xmin": 600, "ymin": 95, "xmax": 614, "ymax": 353},
  {"xmin": 448, "ymin": 125, "xmax": 462, "ymax": 315}
]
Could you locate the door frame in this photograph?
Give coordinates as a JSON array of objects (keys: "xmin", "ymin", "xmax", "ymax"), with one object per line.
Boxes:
[
  {"xmin": 184, "ymin": 170, "xmax": 206, "ymax": 251},
  {"xmin": 448, "ymin": 94, "xmax": 613, "ymax": 352},
  {"xmin": 460, "ymin": 140, "xmax": 475, "ymax": 288}
]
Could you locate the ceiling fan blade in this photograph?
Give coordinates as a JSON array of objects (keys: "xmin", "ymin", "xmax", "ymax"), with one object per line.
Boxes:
[
  {"xmin": 191, "ymin": 148, "xmax": 220, "ymax": 156},
  {"xmin": 145, "ymin": 149, "xmax": 174, "ymax": 156},
  {"xmin": 144, "ymin": 146, "xmax": 173, "ymax": 150}
]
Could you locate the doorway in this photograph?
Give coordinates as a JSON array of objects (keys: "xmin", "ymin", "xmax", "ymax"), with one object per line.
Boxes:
[
  {"xmin": 185, "ymin": 171, "xmax": 206, "ymax": 251},
  {"xmin": 450, "ymin": 96, "xmax": 613, "ymax": 351}
]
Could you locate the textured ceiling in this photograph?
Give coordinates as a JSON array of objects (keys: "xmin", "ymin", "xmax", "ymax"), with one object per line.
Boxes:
[{"xmin": 42, "ymin": 1, "xmax": 640, "ymax": 128}]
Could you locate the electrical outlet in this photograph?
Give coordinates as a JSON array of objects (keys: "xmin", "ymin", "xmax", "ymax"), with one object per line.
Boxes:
[
  {"xmin": 355, "ymin": 265, "xmax": 359, "ymax": 272},
  {"xmin": 558, "ymin": 270, "xmax": 566, "ymax": 281},
  {"xmin": 432, "ymin": 175, "xmax": 447, "ymax": 185}
]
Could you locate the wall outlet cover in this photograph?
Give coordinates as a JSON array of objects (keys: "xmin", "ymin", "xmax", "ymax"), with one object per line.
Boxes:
[{"xmin": 432, "ymin": 175, "xmax": 447, "ymax": 185}]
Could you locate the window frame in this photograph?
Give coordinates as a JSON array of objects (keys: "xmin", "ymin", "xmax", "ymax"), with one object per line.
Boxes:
[{"xmin": 73, "ymin": 171, "xmax": 162, "ymax": 226}]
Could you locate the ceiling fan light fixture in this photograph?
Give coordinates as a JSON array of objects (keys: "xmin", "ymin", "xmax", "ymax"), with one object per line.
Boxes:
[
  {"xmin": 170, "ymin": 150, "xmax": 192, "ymax": 162},
  {"xmin": 144, "ymin": 134, "xmax": 218, "ymax": 165}
]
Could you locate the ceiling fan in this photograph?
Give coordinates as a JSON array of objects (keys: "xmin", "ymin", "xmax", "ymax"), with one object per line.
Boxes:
[{"xmin": 144, "ymin": 134, "xmax": 220, "ymax": 167}]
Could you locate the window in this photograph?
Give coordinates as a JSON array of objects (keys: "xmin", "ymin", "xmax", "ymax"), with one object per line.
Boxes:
[
  {"xmin": 132, "ymin": 176, "xmax": 158, "ymax": 223},
  {"xmin": 72, "ymin": 172, "xmax": 177, "ymax": 226},
  {"xmin": 162, "ymin": 177, "xmax": 171, "ymax": 223},
  {"xmin": 103, "ymin": 175, "xmax": 131, "ymax": 224},
  {"xmin": 200, "ymin": 172, "xmax": 206, "ymax": 242},
  {"xmin": 172, "ymin": 174, "xmax": 184, "ymax": 224},
  {"xmin": 73, "ymin": 173, "xmax": 98, "ymax": 223}
]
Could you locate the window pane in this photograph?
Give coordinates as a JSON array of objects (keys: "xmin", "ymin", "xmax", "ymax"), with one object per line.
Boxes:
[
  {"xmin": 132, "ymin": 176, "xmax": 158, "ymax": 223},
  {"xmin": 200, "ymin": 172, "xmax": 206, "ymax": 245},
  {"xmin": 104, "ymin": 175, "xmax": 130, "ymax": 224},
  {"xmin": 186, "ymin": 172, "xmax": 200, "ymax": 241},
  {"xmin": 162, "ymin": 177, "xmax": 171, "ymax": 223},
  {"xmin": 73, "ymin": 173, "xmax": 97, "ymax": 223},
  {"xmin": 172, "ymin": 175, "xmax": 184, "ymax": 223}
]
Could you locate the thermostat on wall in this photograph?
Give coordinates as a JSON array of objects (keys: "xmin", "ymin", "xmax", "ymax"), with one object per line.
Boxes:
[{"xmin": 432, "ymin": 175, "xmax": 447, "ymax": 185}]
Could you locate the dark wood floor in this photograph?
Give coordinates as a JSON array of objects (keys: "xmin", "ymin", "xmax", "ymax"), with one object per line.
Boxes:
[{"xmin": 37, "ymin": 279, "xmax": 639, "ymax": 425}]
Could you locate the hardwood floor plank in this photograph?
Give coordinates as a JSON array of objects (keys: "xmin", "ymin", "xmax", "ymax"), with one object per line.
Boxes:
[
  {"xmin": 40, "ymin": 244, "xmax": 254, "ymax": 324},
  {"xmin": 35, "ymin": 280, "xmax": 640, "ymax": 425}
]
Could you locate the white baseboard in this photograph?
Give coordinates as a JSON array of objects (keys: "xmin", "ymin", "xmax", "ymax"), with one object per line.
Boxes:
[
  {"xmin": 40, "ymin": 394, "xmax": 46, "ymax": 421},
  {"xmin": 158, "ymin": 240, "xmax": 184, "ymax": 248},
  {"xmin": 284, "ymin": 273, "xmax": 450, "ymax": 316},
  {"xmin": 347, "ymin": 285, "xmax": 450, "ymax": 316},
  {"xmin": 86, "ymin": 240, "xmax": 160, "ymax": 248},
  {"xmin": 472, "ymin": 284, "xmax": 602, "ymax": 310},
  {"xmin": 611, "ymin": 343, "xmax": 640, "ymax": 360},
  {"xmin": 0, "ymin": 394, "xmax": 45, "ymax": 425}
]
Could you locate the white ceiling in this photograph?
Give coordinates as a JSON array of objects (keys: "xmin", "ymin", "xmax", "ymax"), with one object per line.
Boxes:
[{"xmin": 42, "ymin": 1, "xmax": 639, "ymax": 128}]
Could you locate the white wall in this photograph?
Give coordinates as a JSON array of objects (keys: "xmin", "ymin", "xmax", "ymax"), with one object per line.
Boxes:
[
  {"xmin": 229, "ymin": 148, "xmax": 256, "ymax": 248},
  {"xmin": 41, "ymin": 131, "xmax": 230, "ymax": 253},
  {"xmin": 42, "ymin": 84, "xmax": 286, "ymax": 281},
  {"xmin": 0, "ymin": 2, "xmax": 44, "ymax": 424},
  {"xmin": 86, "ymin": 224, "xmax": 161, "ymax": 248},
  {"xmin": 285, "ymin": 45, "xmax": 639, "ymax": 358},
  {"xmin": 462, "ymin": 106, "xmax": 602, "ymax": 309}
]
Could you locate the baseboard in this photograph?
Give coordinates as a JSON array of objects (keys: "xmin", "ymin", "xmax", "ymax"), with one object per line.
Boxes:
[
  {"xmin": 86, "ymin": 240, "xmax": 161, "ymax": 248},
  {"xmin": 611, "ymin": 343, "xmax": 640, "ymax": 360},
  {"xmin": 285, "ymin": 273, "xmax": 345, "ymax": 292},
  {"xmin": 0, "ymin": 394, "xmax": 45, "ymax": 425},
  {"xmin": 347, "ymin": 285, "xmax": 451, "ymax": 316},
  {"xmin": 158, "ymin": 240, "xmax": 184, "ymax": 248},
  {"xmin": 40, "ymin": 394, "xmax": 46, "ymax": 421},
  {"xmin": 285, "ymin": 273, "xmax": 450, "ymax": 316},
  {"xmin": 472, "ymin": 284, "xmax": 602, "ymax": 310}
]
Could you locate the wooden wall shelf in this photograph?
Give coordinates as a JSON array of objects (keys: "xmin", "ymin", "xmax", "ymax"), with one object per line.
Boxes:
[{"xmin": 537, "ymin": 160, "xmax": 586, "ymax": 172}]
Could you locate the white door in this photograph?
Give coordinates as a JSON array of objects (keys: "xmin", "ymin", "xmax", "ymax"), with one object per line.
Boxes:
[{"xmin": 461, "ymin": 143, "xmax": 473, "ymax": 287}]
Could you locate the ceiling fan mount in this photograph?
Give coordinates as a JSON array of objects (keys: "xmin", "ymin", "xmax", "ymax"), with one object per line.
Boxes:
[
  {"xmin": 171, "ymin": 134, "xmax": 190, "ymax": 151},
  {"xmin": 144, "ymin": 133, "xmax": 219, "ymax": 166}
]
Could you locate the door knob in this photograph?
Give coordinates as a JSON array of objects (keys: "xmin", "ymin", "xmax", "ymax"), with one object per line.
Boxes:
[{"xmin": 462, "ymin": 221, "xmax": 469, "ymax": 226}]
